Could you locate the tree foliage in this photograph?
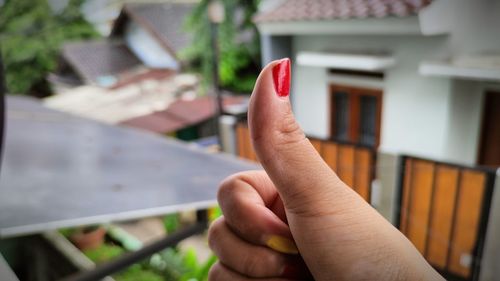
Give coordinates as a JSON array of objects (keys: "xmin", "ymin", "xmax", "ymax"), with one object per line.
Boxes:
[
  {"xmin": 181, "ymin": 0, "xmax": 261, "ymax": 93},
  {"xmin": 0, "ymin": 0, "xmax": 99, "ymax": 96}
]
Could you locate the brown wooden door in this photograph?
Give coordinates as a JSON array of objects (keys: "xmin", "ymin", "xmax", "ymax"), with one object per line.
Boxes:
[{"xmin": 478, "ymin": 91, "xmax": 500, "ymax": 167}]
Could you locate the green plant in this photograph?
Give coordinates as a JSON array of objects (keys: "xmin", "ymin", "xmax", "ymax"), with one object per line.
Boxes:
[
  {"xmin": 0, "ymin": 0, "xmax": 99, "ymax": 96},
  {"xmin": 114, "ymin": 264, "xmax": 165, "ymax": 281},
  {"xmin": 149, "ymin": 247, "xmax": 218, "ymax": 281},
  {"xmin": 181, "ymin": 0, "xmax": 261, "ymax": 93},
  {"xmin": 208, "ymin": 206, "xmax": 223, "ymax": 222},
  {"xmin": 83, "ymin": 244, "xmax": 125, "ymax": 264},
  {"xmin": 59, "ymin": 227, "xmax": 76, "ymax": 238},
  {"xmin": 163, "ymin": 214, "xmax": 180, "ymax": 234}
]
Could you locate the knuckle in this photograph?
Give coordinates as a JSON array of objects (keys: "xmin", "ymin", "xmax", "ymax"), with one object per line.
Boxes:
[
  {"xmin": 240, "ymin": 250, "xmax": 280, "ymax": 277},
  {"xmin": 207, "ymin": 217, "xmax": 225, "ymax": 252},
  {"xmin": 241, "ymin": 252, "xmax": 262, "ymax": 276},
  {"xmin": 274, "ymin": 107, "xmax": 305, "ymax": 146},
  {"xmin": 217, "ymin": 174, "xmax": 239, "ymax": 203}
]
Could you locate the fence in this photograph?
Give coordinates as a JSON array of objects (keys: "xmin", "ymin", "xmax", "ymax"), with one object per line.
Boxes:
[
  {"xmin": 235, "ymin": 122, "xmax": 375, "ymax": 202},
  {"xmin": 396, "ymin": 156, "xmax": 496, "ymax": 281}
]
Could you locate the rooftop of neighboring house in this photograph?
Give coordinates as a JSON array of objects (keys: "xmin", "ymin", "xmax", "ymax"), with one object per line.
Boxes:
[
  {"xmin": 60, "ymin": 40, "xmax": 142, "ymax": 86},
  {"xmin": 55, "ymin": 1, "xmax": 194, "ymax": 88},
  {"xmin": 254, "ymin": 0, "xmax": 432, "ymax": 22},
  {"xmin": 44, "ymin": 73, "xmax": 198, "ymax": 123},
  {"xmin": 112, "ymin": 2, "xmax": 194, "ymax": 54},
  {"xmin": 120, "ymin": 95, "xmax": 249, "ymax": 134}
]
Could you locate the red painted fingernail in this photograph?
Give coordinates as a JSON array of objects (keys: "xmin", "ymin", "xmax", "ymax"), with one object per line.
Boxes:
[{"xmin": 272, "ymin": 58, "xmax": 291, "ymax": 97}]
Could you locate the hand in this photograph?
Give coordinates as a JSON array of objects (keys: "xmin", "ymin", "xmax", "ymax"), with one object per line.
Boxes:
[{"xmin": 208, "ymin": 59, "xmax": 444, "ymax": 281}]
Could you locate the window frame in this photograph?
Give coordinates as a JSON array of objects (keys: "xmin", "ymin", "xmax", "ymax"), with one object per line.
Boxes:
[{"xmin": 329, "ymin": 84, "xmax": 383, "ymax": 148}]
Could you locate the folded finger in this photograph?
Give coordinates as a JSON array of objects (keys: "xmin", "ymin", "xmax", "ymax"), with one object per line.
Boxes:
[
  {"xmin": 218, "ymin": 171, "xmax": 297, "ymax": 254},
  {"xmin": 208, "ymin": 262, "xmax": 297, "ymax": 281}
]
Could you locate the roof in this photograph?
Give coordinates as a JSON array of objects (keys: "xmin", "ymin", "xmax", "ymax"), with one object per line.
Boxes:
[
  {"xmin": 112, "ymin": 2, "xmax": 194, "ymax": 54},
  {"xmin": 254, "ymin": 0, "xmax": 432, "ymax": 23},
  {"xmin": 120, "ymin": 95, "xmax": 248, "ymax": 134},
  {"xmin": 61, "ymin": 40, "xmax": 142, "ymax": 85},
  {"xmin": 44, "ymin": 73, "xmax": 199, "ymax": 124}
]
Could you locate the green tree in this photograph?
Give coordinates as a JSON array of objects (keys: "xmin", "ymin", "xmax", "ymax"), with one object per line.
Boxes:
[
  {"xmin": 0, "ymin": 0, "xmax": 99, "ymax": 96},
  {"xmin": 181, "ymin": 0, "xmax": 261, "ymax": 93}
]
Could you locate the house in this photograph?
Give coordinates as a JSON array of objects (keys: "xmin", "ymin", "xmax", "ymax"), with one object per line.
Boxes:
[
  {"xmin": 240, "ymin": 1, "xmax": 500, "ymax": 280},
  {"xmin": 50, "ymin": 2, "xmax": 193, "ymax": 90}
]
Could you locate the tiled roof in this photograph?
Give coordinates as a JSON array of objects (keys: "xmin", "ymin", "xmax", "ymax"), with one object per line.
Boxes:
[
  {"xmin": 121, "ymin": 96, "xmax": 248, "ymax": 134},
  {"xmin": 120, "ymin": 111, "xmax": 187, "ymax": 134},
  {"xmin": 254, "ymin": 0, "xmax": 432, "ymax": 22},
  {"xmin": 61, "ymin": 40, "xmax": 141, "ymax": 84},
  {"xmin": 119, "ymin": 2, "xmax": 194, "ymax": 53}
]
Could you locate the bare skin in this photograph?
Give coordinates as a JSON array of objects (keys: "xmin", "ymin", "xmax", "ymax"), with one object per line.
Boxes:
[{"xmin": 208, "ymin": 60, "xmax": 445, "ymax": 281}]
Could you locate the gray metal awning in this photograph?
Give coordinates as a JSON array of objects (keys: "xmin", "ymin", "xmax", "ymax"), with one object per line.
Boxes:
[{"xmin": 0, "ymin": 97, "xmax": 258, "ymax": 238}]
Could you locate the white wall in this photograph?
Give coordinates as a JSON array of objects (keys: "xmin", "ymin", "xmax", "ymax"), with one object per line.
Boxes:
[
  {"xmin": 443, "ymin": 80, "xmax": 485, "ymax": 165},
  {"xmin": 421, "ymin": 0, "xmax": 500, "ymax": 55},
  {"xmin": 290, "ymin": 35, "xmax": 478, "ymax": 161}
]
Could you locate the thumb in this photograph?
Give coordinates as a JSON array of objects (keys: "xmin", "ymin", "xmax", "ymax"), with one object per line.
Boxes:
[{"xmin": 248, "ymin": 58, "xmax": 359, "ymax": 215}]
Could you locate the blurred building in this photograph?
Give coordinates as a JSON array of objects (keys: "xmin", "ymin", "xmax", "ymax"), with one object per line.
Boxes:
[
  {"xmin": 233, "ymin": 1, "xmax": 500, "ymax": 281},
  {"xmin": 50, "ymin": 2, "xmax": 193, "ymax": 91},
  {"xmin": 45, "ymin": 1, "xmax": 251, "ymax": 141}
]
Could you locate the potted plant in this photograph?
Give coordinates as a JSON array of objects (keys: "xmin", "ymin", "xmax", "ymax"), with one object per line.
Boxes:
[{"xmin": 69, "ymin": 225, "xmax": 106, "ymax": 250}]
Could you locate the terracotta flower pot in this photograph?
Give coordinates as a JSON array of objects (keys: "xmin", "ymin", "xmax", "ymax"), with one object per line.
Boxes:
[{"xmin": 70, "ymin": 226, "xmax": 106, "ymax": 250}]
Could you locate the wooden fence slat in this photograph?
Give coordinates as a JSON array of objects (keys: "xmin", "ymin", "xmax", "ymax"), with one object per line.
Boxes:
[
  {"xmin": 310, "ymin": 139, "xmax": 323, "ymax": 155},
  {"xmin": 355, "ymin": 148, "xmax": 372, "ymax": 202},
  {"xmin": 426, "ymin": 165, "xmax": 459, "ymax": 269},
  {"xmin": 448, "ymin": 171, "xmax": 486, "ymax": 278},
  {"xmin": 400, "ymin": 158, "xmax": 413, "ymax": 235},
  {"xmin": 338, "ymin": 145, "xmax": 355, "ymax": 187},
  {"xmin": 406, "ymin": 160, "xmax": 435, "ymax": 255},
  {"xmin": 245, "ymin": 125, "xmax": 258, "ymax": 161},
  {"xmin": 322, "ymin": 142, "xmax": 338, "ymax": 172},
  {"xmin": 236, "ymin": 124, "xmax": 247, "ymax": 159}
]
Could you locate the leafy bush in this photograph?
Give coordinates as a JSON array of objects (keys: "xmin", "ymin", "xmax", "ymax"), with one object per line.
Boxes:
[
  {"xmin": 181, "ymin": 0, "xmax": 261, "ymax": 93},
  {"xmin": 83, "ymin": 244, "xmax": 125, "ymax": 264},
  {"xmin": 114, "ymin": 264, "xmax": 165, "ymax": 281},
  {"xmin": 0, "ymin": 0, "xmax": 99, "ymax": 96},
  {"xmin": 163, "ymin": 214, "xmax": 180, "ymax": 234},
  {"xmin": 150, "ymin": 247, "xmax": 217, "ymax": 281}
]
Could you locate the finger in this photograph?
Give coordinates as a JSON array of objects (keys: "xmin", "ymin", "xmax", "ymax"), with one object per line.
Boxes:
[
  {"xmin": 208, "ymin": 262, "xmax": 297, "ymax": 281},
  {"xmin": 248, "ymin": 58, "xmax": 362, "ymax": 217},
  {"xmin": 218, "ymin": 170, "xmax": 298, "ymax": 254},
  {"xmin": 209, "ymin": 217, "xmax": 299, "ymax": 278}
]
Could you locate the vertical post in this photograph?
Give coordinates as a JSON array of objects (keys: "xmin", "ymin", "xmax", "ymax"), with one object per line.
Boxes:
[
  {"xmin": 208, "ymin": 0, "xmax": 225, "ymax": 147},
  {"xmin": 0, "ymin": 55, "xmax": 5, "ymax": 170},
  {"xmin": 211, "ymin": 22, "xmax": 223, "ymax": 140}
]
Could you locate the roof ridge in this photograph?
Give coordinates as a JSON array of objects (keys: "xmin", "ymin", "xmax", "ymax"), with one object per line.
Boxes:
[{"xmin": 254, "ymin": 0, "xmax": 432, "ymax": 23}]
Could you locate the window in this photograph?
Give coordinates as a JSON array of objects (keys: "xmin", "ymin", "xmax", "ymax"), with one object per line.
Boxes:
[{"xmin": 330, "ymin": 85, "xmax": 382, "ymax": 147}]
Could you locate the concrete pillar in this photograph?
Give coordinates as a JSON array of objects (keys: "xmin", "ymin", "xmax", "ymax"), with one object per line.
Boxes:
[
  {"xmin": 374, "ymin": 152, "xmax": 400, "ymax": 224},
  {"xmin": 260, "ymin": 35, "xmax": 293, "ymax": 66}
]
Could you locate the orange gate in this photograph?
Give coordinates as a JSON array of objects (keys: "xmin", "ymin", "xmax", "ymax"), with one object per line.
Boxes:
[
  {"xmin": 235, "ymin": 122, "xmax": 375, "ymax": 202},
  {"xmin": 396, "ymin": 156, "xmax": 496, "ymax": 281}
]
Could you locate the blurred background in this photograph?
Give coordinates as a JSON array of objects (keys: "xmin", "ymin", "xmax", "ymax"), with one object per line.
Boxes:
[{"xmin": 0, "ymin": 0, "xmax": 499, "ymax": 281}]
